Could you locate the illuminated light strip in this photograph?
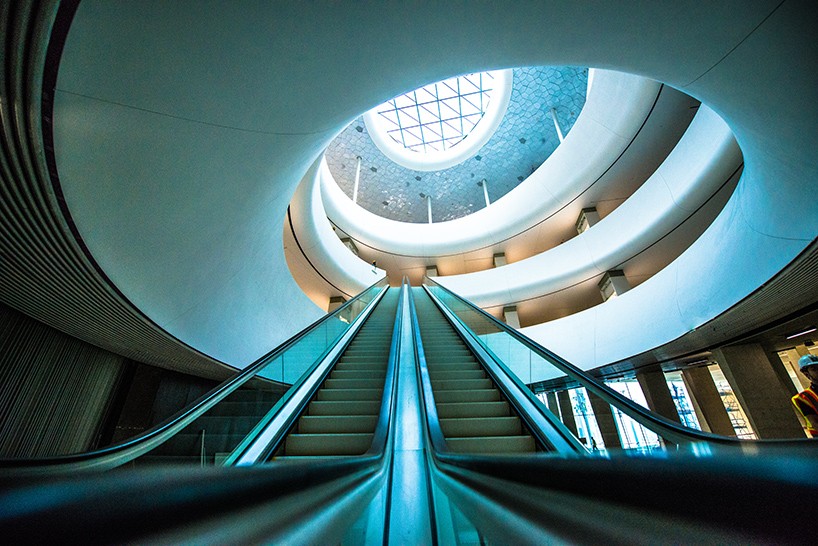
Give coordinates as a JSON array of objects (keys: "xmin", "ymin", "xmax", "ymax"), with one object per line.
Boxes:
[{"xmin": 785, "ymin": 327, "xmax": 816, "ymax": 340}]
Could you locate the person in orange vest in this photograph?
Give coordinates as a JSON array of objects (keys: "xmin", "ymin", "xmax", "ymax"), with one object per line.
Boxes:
[{"xmin": 792, "ymin": 354, "xmax": 818, "ymax": 437}]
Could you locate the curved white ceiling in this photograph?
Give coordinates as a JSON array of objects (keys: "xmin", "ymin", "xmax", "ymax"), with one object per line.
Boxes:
[
  {"xmin": 53, "ymin": 1, "xmax": 817, "ymax": 370},
  {"xmin": 323, "ymin": 70, "xmax": 661, "ymax": 257},
  {"xmin": 436, "ymin": 105, "xmax": 740, "ymax": 308}
]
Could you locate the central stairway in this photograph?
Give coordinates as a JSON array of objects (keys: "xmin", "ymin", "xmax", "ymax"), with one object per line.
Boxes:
[
  {"xmin": 273, "ymin": 288, "xmax": 399, "ymax": 458},
  {"xmin": 413, "ymin": 288, "xmax": 536, "ymax": 454}
]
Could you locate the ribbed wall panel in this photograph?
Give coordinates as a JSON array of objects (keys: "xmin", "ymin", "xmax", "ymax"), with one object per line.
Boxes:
[
  {"xmin": 0, "ymin": 1, "xmax": 232, "ymax": 382},
  {"xmin": 0, "ymin": 303, "xmax": 124, "ymax": 456},
  {"xmin": 615, "ymin": 238, "xmax": 818, "ymax": 371}
]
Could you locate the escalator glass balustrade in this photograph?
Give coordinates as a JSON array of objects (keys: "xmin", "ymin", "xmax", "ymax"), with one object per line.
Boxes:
[
  {"xmin": 420, "ymin": 278, "xmax": 777, "ymax": 454},
  {"xmin": 273, "ymin": 289, "xmax": 399, "ymax": 458},
  {"xmin": 135, "ymin": 283, "xmax": 393, "ymax": 465}
]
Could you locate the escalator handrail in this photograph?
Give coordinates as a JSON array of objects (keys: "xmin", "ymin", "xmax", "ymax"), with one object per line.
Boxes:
[
  {"xmin": 422, "ymin": 285, "xmax": 587, "ymax": 454},
  {"xmin": 407, "ymin": 286, "xmax": 450, "ymax": 457},
  {"xmin": 0, "ymin": 277, "xmax": 389, "ymax": 473},
  {"xmin": 423, "ymin": 277, "xmax": 812, "ymax": 446},
  {"xmin": 365, "ymin": 280, "xmax": 406, "ymax": 457}
]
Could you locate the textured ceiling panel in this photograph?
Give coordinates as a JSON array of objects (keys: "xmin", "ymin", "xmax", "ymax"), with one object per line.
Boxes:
[{"xmin": 325, "ymin": 66, "xmax": 588, "ymax": 223}]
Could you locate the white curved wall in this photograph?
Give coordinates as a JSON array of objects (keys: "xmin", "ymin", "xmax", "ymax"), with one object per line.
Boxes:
[
  {"xmin": 288, "ymin": 159, "xmax": 387, "ymax": 305},
  {"xmin": 53, "ymin": 2, "xmax": 817, "ymax": 370},
  {"xmin": 436, "ymin": 106, "xmax": 741, "ymax": 307},
  {"xmin": 322, "ymin": 70, "xmax": 661, "ymax": 256}
]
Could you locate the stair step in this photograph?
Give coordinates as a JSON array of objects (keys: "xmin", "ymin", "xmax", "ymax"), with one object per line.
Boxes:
[
  {"xmin": 297, "ymin": 415, "xmax": 379, "ymax": 434},
  {"xmin": 285, "ymin": 433, "xmax": 374, "ymax": 456},
  {"xmin": 335, "ymin": 361, "xmax": 386, "ymax": 370},
  {"xmin": 436, "ymin": 401, "xmax": 510, "ymax": 418},
  {"xmin": 440, "ymin": 417, "xmax": 522, "ymax": 437},
  {"xmin": 330, "ymin": 370, "xmax": 386, "ymax": 380},
  {"xmin": 431, "ymin": 378, "xmax": 492, "ymax": 390},
  {"xmin": 308, "ymin": 400, "xmax": 381, "ymax": 416},
  {"xmin": 317, "ymin": 388, "xmax": 383, "ymax": 401},
  {"xmin": 446, "ymin": 435, "xmax": 536, "ymax": 454},
  {"xmin": 429, "ymin": 370, "xmax": 485, "ymax": 380},
  {"xmin": 434, "ymin": 389, "xmax": 500, "ymax": 403},
  {"xmin": 324, "ymin": 378, "xmax": 385, "ymax": 389}
]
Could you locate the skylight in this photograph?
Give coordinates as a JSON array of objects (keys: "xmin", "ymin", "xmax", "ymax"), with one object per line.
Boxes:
[
  {"xmin": 363, "ymin": 69, "xmax": 512, "ymax": 171},
  {"xmin": 376, "ymin": 72, "xmax": 494, "ymax": 153}
]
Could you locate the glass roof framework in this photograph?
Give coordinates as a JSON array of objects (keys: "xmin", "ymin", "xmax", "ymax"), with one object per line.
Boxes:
[{"xmin": 376, "ymin": 72, "xmax": 495, "ymax": 154}]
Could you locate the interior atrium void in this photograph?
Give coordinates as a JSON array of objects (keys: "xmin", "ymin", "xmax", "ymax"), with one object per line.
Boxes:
[{"xmin": 1, "ymin": 2, "xmax": 816, "ymax": 543}]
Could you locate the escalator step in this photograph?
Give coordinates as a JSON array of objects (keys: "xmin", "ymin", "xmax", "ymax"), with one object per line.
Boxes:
[
  {"xmin": 446, "ymin": 435, "xmax": 536, "ymax": 454},
  {"xmin": 440, "ymin": 417, "xmax": 523, "ymax": 437},
  {"xmin": 324, "ymin": 378, "xmax": 385, "ymax": 389},
  {"xmin": 297, "ymin": 415, "xmax": 378, "ymax": 434},
  {"xmin": 285, "ymin": 433, "xmax": 374, "ymax": 456},
  {"xmin": 434, "ymin": 389, "xmax": 500, "ymax": 403},
  {"xmin": 431, "ymin": 378, "xmax": 492, "ymax": 390},
  {"xmin": 429, "ymin": 370, "xmax": 485, "ymax": 380},
  {"xmin": 308, "ymin": 400, "xmax": 381, "ymax": 416},
  {"xmin": 436, "ymin": 401, "xmax": 510, "ymax": 419},
  {"xmin": 317, "ymin": 388, "xmax": 383, "ymax": 401}
]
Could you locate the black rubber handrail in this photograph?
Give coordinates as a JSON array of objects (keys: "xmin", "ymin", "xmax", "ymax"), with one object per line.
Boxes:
[
  {"xmin": 423, "ymin": 276, "xmax": 813, "ymax": 447},
  {"xmin": 0, "ymin": 277, "xmax": 389, "ymax": 473}
]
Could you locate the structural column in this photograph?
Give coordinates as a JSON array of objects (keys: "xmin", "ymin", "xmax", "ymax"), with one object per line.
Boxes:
[
  {"xmin": 784, "ymin": 346, "xmax": 812, "ymax": 390},
  {"xmin": 352, "ymin": 156, "xmax": 362, "ymax": 203},
  {"xmin": 635, "ymin": 370, "xmax": 681, "ymax": 423},
  {"xmin": 545, "ymin": 392, "xmax": 559, "ymax": 415},
  {"xmin": 587, "ymin": 391, "xmax": 622, "ymax": 449},
  {"xmin": 550, "ymin": 107, "xmax": 564, "ymax": 142},
  {"xmin": 502, "ymin": 306, "xmax": 520, "ymax": 328},
  {"xmin": 712, "ymin": 343, "xmax": 804, "ymax": 438},
  {"xmin": 680, "ymin": 366, "xmax": 735, "ymax": 436},
  {"xmin": 556, "ymin": 390, "xmax": 579, "ymax": 437},
  {"xmin": 478, "ymin": 179, "xmax": 490, "ymax": 207}
]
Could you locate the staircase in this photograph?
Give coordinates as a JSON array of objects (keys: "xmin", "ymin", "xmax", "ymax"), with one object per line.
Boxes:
[
  {"xmin": 274, "ymin": 288, "xmax": 399, "ymax": 458},
  {"xmin": 137, "ymin": 387, "xmax": 282, "ymax": 465},
  {"xmin": 413, "ymin": 288, "xmax": 536, "ymax": 454}
]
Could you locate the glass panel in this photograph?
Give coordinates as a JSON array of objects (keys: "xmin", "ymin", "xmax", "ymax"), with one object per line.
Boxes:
[
  {"xmin": 568, "ymin": 387, "xmax": 605, "ymax": 451},
  {"xmin": 423, "ymin": 280, "xmax": 704, "ymax": 454},
  {"xmin": 665, "ymin": 371, "xmax": 702, "ymax": 430},
  {"xmin": 606, "ymin": 379, "xmax": 662, "ymax": 453},
  {"xmin": 130, "ymin": 279, "xmax": 388, "ymax": 466},
  {"xmin": 708, "ymin": 365, "xmax": 757, "ymax": 439}
]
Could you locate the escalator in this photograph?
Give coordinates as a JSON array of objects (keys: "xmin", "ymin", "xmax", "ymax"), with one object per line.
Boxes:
[{"xmin": 1, "ymin": 279, "xmax": 816, "ymax": 544}]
